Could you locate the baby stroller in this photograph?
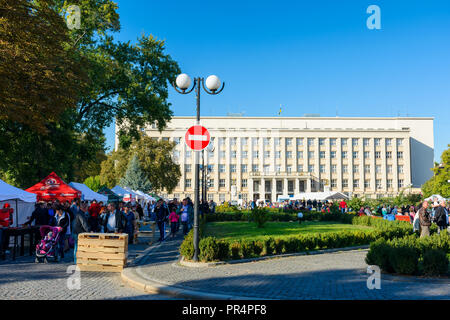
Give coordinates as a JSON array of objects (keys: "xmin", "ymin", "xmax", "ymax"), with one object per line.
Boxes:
[{"xmin": 35, "ymin": 226, "xmax": 63, "ymax": 263}]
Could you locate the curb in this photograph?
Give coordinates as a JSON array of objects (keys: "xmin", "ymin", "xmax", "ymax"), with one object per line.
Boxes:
[{"xmin": 179, "ymin": 245, "xmax": 370, "ymax": 267}]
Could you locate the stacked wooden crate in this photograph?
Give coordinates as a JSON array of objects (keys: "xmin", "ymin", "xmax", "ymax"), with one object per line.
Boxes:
[{"xmin": 76, "ymin": 233, "xmax": 128, "ymax": 272}]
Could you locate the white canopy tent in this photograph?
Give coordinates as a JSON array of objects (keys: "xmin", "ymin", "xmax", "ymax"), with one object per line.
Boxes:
[
  {"xmin": 0, "ymin": 179, "xmax": 37, "ymax": 227},
  {"xmin": 111, "ymin": 185, "xmax": 140, "ymax": 202},
  {"xmin": 292, "ymin": 191, "xmax": 349, "ymax": 201},
  {"xmin": 134, "ymin": 190, "xmax": 155, "ymax": 202},
  {"xmin": 68, "ymin": 182, "xmax": 108, "ymax": 203},
  {"xmin": 424, "ymin": 194, "xmax": 445, "ymax": 203}
]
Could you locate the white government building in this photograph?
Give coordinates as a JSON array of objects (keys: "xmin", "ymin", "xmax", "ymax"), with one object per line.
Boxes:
[{"xmin": 116, "ymin": 116, "xmax": 434, "ymax": 203}]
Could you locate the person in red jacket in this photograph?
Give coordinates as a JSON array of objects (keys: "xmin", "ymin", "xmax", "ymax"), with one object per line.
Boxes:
[
  {"xmin": 339, "ymin": 200, "xmax": 348, "ymax": 213},
  {"xmin": 88, "ymin": 200, "xmax": 101, "ymax": 232},
  {"xmin": 0, "ymin": 203, "xmax": 13, "ymax": 259}
]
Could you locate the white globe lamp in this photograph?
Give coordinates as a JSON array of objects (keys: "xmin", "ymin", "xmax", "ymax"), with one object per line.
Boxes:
[
  {"xmin": 205, "ymin": 75, "xmax": 221, "ymax": 91},
  {"xmin": 176, "ymin": 73, "xmax": 191, "ymax": 90}
]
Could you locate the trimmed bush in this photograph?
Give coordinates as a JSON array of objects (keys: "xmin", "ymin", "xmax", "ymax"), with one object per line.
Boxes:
[
  {"xmin": 230, "ymin": 241, "xmax": 242, "ymax": 260},
  {"xmin": 217, "ymin": 240, "xmax": 230, "ymax": 261},
  {"xmin": 250, "ymin": 207, "xmax": 270, "ymax": 228},
  {"xmin": 262, "ymin": 237, "xmax": 275, "ymax": 256},
  {"xmin": 389, "ymin": 246, "xmax": 419, "ymax": 275},
  {"xmin": 422, "ymin": 249, "xmax": 449, "ymax": 276},
  {"xmin": 365, "ymin": 238, "xmax": 394, "ymax": 273},
  {"xmin": 179, "ymin": 230, "xmax": 195, "ymax": 260},
  {"xmin": 198, "ymin": 237, "xmax": 219, "ymax": 262}
]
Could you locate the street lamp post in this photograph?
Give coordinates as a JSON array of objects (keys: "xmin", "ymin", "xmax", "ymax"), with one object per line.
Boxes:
[{"xmin": 173, "ymin": 74, "xmax": 224, "ymax": 262}]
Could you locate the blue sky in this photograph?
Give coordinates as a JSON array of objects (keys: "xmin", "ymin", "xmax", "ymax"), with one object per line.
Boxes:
[{"xmin": 104, "ymin": 0, "xmax": 450, "ymax": 163}]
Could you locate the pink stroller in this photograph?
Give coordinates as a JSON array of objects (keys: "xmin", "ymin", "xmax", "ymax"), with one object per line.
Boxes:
[{"xmin": 35, "ymin": 226, "xmax": 63, "ymax": 263}]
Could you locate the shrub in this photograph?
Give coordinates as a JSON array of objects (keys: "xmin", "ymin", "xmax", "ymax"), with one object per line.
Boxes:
[
  {"xmin": 179, "ymin": 230, "xmax": 195, "ymax": 260},
  {"xmin": 250, "ymin": 207, "xmax": 270, "ymax": 228},
  {"xmin": 217, "ymin": 240, "xmax": 230, "ymax": 261},
  {"xmin": 422, "ymin": 249, "xmax": 449, "ymax": 276},
  {"xmin": 389, "ymin": 246, "xmax": 419, "ymax": 275},
  {"xmin": 262, "ymin": 237, "xmax": 275, "ymax": 256},
  {"xmin": 365, "ymin": 238, "xmax": 394, "ymax": 273},
  {"xmin": 230, "ymin": 242, "xmax": 242, "ymax": 260},
  {"xmin": 273, "ymin": 238, "xmax": 286, "ymax": 255},
  {"xmin": 241, "ymin": 240, "xmax": 256, "ymax": 258},
  {"xmin": 198, "ymin": 237, "xmax": 219, "ymax": 262},
  {"xmin": 254, "ymin": 240, "xmax": 264, "ymax": 256}
]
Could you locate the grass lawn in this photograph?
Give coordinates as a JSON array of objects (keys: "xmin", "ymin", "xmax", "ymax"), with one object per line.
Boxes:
[{"xmin": 203, "ymin": 221, "xmax": 375, "ymax": 241}]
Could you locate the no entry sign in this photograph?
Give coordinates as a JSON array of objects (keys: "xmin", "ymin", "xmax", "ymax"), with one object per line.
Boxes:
[{"xmin": 185, "ymin": 125, "xmax": 210, "ymax": 151}]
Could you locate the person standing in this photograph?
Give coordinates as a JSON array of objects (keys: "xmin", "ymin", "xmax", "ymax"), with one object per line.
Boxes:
[
  {"xmin": 339, "ymin": 200, "xmax": 347, "ymax": 213},
  {"xmin": 418, "ymin": 201, "xmax": 432, "ymax": 238},
  {"xmin": 55, "ymin": 205, "xmax": 69, "ymax": 259},
  {"xmin": 155, "ymin": 200, "xmax": 169, "ymax": 242},
  {"xmin": 102, "ymin": 203, "xmax": 126, "ymax": 234},
  {"xmin": 123, "ymin": 205, "xmax": 135, "ymax": 244},
  {"xmin": 168, "ymin": 209, "xmax": 179, "ymax": 238},
  {"xmin": 72, "ymin": 203, "xmax": 91, "ymax": 263},
  {"xmin": 434, "ymin": 200, "xmax": 448, "ymax": 234}
]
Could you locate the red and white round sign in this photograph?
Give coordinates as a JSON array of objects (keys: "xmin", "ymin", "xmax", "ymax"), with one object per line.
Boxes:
[{"xmin": 185, "ymin": 125, "xmax": 210, "ymax": 151}]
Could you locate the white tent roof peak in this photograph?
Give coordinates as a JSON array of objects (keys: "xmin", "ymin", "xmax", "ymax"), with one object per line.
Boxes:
[
  {"xmin": 68, "ymin": 182, "xmax": 108, "ymax": 202},
  {"xmin": 0, "ymin": 179, "xmax": 36, "ymax": 203}
]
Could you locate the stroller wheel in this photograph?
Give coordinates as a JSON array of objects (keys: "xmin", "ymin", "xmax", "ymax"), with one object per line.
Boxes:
[{"xmin": 44, "ymin": 257, "xmax": 48, "ymax": 264}]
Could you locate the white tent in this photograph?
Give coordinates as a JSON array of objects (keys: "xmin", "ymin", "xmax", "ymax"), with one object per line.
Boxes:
[
  {"xmin": 0, "ymin": 179, "xmax": 37, "ymax": 227},
  {"xmin": 292, "ymin": 191, "xmax": 349, "ymax": 201},
  {"xmin": 111, "ymin": 185, "xmax": 140, "ymax": 202},
  {"xmin": 424, "ymin": 194, "xmax": 445, "ymax": 202},
  {"xmin": 68, "ymin": 182, "xmax": 108, "ymax": 203},
  {"xmin": 134, "ymin": 190, "xmax": 155, "ymax": 202}
]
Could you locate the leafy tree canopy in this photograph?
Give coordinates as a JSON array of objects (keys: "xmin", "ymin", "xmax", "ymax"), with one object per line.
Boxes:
[
  {"xmin": 120, "ymin": 155, "xmax": 151, "ymax": 192},
  {"xmin": 422, "ymin": 145, "xmax": 450, "ymax": 198}
]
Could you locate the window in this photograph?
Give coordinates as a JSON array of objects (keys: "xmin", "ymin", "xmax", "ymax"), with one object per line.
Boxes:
[
  {"xmin": 352, "ymin": 138, "xmax": 359, "ymax": 146},
  {"xmin": 330, "ymin": 138, "xmax": 337, "ymax": 146},
  {"xmin": 174, "ymin": 137, "xmax": 181, "ymax": 145},
  {"xmin": 230, "ymin": 164, "xmax": 236, "ymax": 173},
  {"xmin": 186, "ymin": 150, "xmax": 192, "ymax": 158},
  {"xmin": 297, "ymin": 164, "xmax": 303, "ymax": 172},
  {"xmin": 286, "ymin": 138, "xmax": 292, "ymax": 146},
  {"xmin": 219, "ymin": 164, "xmax": 225, "ymax": 173},
  {"xmin": 364, "ymin": 165, "xmax": 370, "ymax": 173},
  {"xmin": 241, "ymin": 164, "xmax": 247, "ymax": 172},
  {"xmin": 398, "ymin": 179, "xmax": 404, "ymax": 188},
  {"xmin": 376, "ymin": 165, "xmax": 381, "ymax": 174},
  {"xmin": 230, "ymin": 137, "xmax": 237, "ymax": 145},
  {"xmin": 375, "ymin": 138, "xmax": 381, "ymax": 146},
  {"xmin": 308, "ymin": 138, "xmax": 314, "ymax": 146},
  {"xmin": 386, "ymin": 138, "xmax": 392, "ymax": 146},
  {"xmin": 375, "ymin": 151, "xmax": 381, "ymax": 159},
  {"xmin": 185, "ymin": 179, "xmax": 191, "ymax": 188},
  {"xmin": 252, "ymin": 137, "xmax": 259, "ymax": 146},
  {"xmin": 253, "ymin": 151, "xmax": 259, "ymax": 159},
  {"xmin": 185, "ymin": 164, "xmax": 191, "ymax": 172},
  {"xmin": 287, "ymin": 165, "xmax": 292, "ymax": 173},
  {"xmin": 207, "ymin": 194, "xmax": 214, "ymax": 201},
  {"xmin": 220, "ymin": 150, "xmax": 226, "ymax": 158},
  {"xmin": 241, "ymin": 179, "xmax": 247, "ymax": 188},
  {"xmin": 397, "ymin": 138, "xmax": 403, "ymax": 146},
  {"xmin": 376, "ymin": 179, "xmax": 382, "ymax": 190},
  {"xmin": 353, "ymin": 165, "xmax": 359, "ymax": 173},
  {"xmin": 397, "ymin": 151, "xmax": 403, "ymax": 159},
  {"xmin": 331, "ymin": 165, "xmax": 337, "ymax": 173},
  {"xmin": 398, "ymin": 165, "xmax": 404, "ymax": 174},
  {"xmin": 286, "ymin": 151, "xmax": 292, "ymax": 159},
  {"xmin": 252, "ymin": 164, "xmax": 259, "ymax": 172},
  {"xmin": 219, "ymin": 137, "xmax": 225, "ymax": 146},
  {"xmin": 331, "ymin": 151, "xmax": 336, "ymax": 159},
  {"xmin": 263, "ymin": 165, "xmax": 270, "ymax": 174},
  {"xmin": 319, "ymin": 138, "xmax": 325, "ymax": 146},
  {"xmin": 387, "ymin": 165, "xmax": 393, "ymax": 174},
  {"xmin": 209, "ymin": 179, "xmax": 214, "ymax": 188},
  {"xmin": 264, "ymin": 151, "xmax": 270, "ymax": 158},
  {"xmin": 173, "ymin": 150, "xmax": 180, "ymax": 159},
  {"xmin": 219, "ymin": 194, "xmax": 225, "ymax": 202},
  {"xmin": 208, "ymin": 150, "xmax": 214, "ymax": 158},
  {"xmin": 275, "ymin": 151, "xmax": 281, "ymax": 159},
  {"xmin": 297, "ymin": 151, "xmax": 303, "ymax": 159},
  {"xmin": 296, "ymin": 138, "xmax": 303, "ymax": 146},
  {"xmin": 219, "ymin": 179, "xmax": 225, "ymax": 188},
  {"xmin": 341, "ymin": 138, "xmax": 348, "ymax": 146},
  {"xmin": 209, "ymin": 165, "xmax": 214, "ymax": 173},
  {"xmin": 387, "ymin": 179, "xmax": 393, "ymax": 188},
  {"xmin": 308, "ymin": 151, "xmax": 314, "ymax": 159},
  {"xmin": 331, "ymin": 179, "xmax": 337, "ymax": 188},
  {"xmin": 276, "ymin": 164, "xmax": 281, "ymax": 173},
  {"xmin": 364, "ymin": 151, "xmax": 370, "ymax": 159},
  {"xmin": 363, "ymin": 138, "xmax": 370, "ymax": 146},
  {"xmin": 320, "ymin": 151, "xmax": 325, "ymax": 159},
  {"xmin": 308, "ymin": 165, "xmax": 314, "ymax": 173},
  {"xmin": 231, "ymin": 151, "xmax": 237, "ymax": 158},
  {"xmin": 342, "ymin": 151, "xmax": 348, "ymax": 159},
  {"xmin": 241, "ymin": 137, "xmax": 248, "ymax": 145},
  {"xmin": 386, "ymin": 151, "xmax": 392, "ymax": 159},
  {"xmin": 263, "ymin": 138, "xmax": 270, "ymax": 146},
  {"xmin": 364, "ymin": 180, "xmax": 370, "ymax": 188},
  {"xmin": 353, "ymin": 151, "xmax": 358, "ymax": 159},
  {"xmin": 274, "ymin": 138, "xmax": 280, "ymax": 146},
  {"xmin": 353, "ymin": 180, "xmax": 359, "ymax": 188},
  {"xmin": 231, "ymin": 179, "xmax": 236, "ymax": 186},
  {"xmin": 242, "ymin": 151, "xmax": 248, "ymax": 158},
  {"xmin": 320, "ymin": 164, "xmax": 325, "ymax": 173},
  {"xmin": 343, "ymin": 165, "xmax": 348, "ymax": 173},
  {"xmin": 342, "ymin": 179, "xmax": 348, "ymax": 188}
]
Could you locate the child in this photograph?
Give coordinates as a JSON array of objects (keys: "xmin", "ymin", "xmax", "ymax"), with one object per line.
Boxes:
[{"xmin": 169, "ymin": 210, "xmax": 179, "ymax": 238}]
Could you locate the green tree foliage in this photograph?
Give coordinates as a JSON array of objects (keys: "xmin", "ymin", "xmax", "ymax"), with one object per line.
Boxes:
[
  {"xmin": 120, "ymin": 155, "xmax": 152, "ymax": 192},
  {"xmin": 83, "ymin": 175, "xmax": 104, "ymax": 192},
  {"xmin": 422, "ymin": 145, "xmax": 450, "ymax": 198},
  {"xmin": 100, "ymin": 135, "xmax": 181, "ymax": 193}
]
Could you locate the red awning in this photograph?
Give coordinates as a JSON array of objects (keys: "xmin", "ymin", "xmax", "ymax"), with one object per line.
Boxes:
[{"xmin": 25, "ymin": 172, "xmax": 81, "ymax": 202}]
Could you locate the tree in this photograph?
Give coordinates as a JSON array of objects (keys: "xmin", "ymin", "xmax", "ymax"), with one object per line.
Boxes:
[
  {"xmin": 100, "ymin": 134, "xmax": 181, "ymax": 193},
  {"xmin": 120, "ymin": 155, "xmax": 152, "ymax": 192},
  {"xmin": 84, "ymin": 175, "xmax": 104, "ymax": 192},
  {"xmin": 422, "ymin": 145, "xmax": 450, "ymax": 198},
  {"xmin": 0, "ymin": 0, "xmax": 87, "ymax": 134}
]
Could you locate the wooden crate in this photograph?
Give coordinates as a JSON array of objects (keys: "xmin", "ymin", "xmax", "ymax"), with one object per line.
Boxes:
[{"xmin": 76, "ymin": 233, "xmax": 128, "ymax": 272}]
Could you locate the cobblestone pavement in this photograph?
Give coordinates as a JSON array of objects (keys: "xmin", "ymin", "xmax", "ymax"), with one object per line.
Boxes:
[
  {"xmin": 131, "ymin": 233, "xmax": 450, "ymax": 300},
  {"xmin": 0, "ymin": 226, "xmax": 175, "ymax": 300}
]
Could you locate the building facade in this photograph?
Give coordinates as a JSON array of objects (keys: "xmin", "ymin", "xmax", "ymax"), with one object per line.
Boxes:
[{"xmin": 116, "ymin": 116, "xmax": 434, "ymax": 202}]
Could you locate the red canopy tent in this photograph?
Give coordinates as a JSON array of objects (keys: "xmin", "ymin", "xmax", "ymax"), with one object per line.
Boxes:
[{"xmin": 25, "ymin": 172, "xmax": 81, "ymax": 202}]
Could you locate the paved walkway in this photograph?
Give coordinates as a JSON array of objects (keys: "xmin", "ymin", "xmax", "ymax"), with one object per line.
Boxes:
[
  {"xmin": 124, "ymin": 233, "xmax": 450, "ymax": 300},
  {"xmin": 0, "ymin": 226, "xmax": 175, "ymax": 300}
]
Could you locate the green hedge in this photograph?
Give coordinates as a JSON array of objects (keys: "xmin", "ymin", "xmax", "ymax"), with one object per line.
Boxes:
[{"xmin": 366, "ymin": 233, "xmax": 450, "ymax": 276}]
